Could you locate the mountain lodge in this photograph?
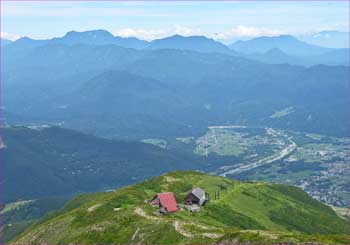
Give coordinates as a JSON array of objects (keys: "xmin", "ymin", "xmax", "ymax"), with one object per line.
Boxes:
[
  {"xmin": 184, "ymin": 187, "xmax": 207, "ymax": 206},
  {"xmin": 150, "ymin": 192, "xmax": 178, "ymax": 213}
]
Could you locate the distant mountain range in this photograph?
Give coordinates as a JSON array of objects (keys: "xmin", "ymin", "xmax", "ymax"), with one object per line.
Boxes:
[
  {"xmin": 2, "ymin": 29, "xmax": 350, "ymax": 244},
  {"xmin": 4, "ymin": 30, "xmax": 235, "ymax": 55},
  {"xmin": 244, "ymin": 47, "xmax": 349, "ymax": 66},
  {"xmin": 229, "ymin": 35, "xmax": 331, "ymax": 56},
  {"xmin": 1, "ymin": 38, "xmax": 13, "ymax": 46},
  {"xmin": 4, "ymin": 30, "xmax": 348, "ymax": 66},
  {"xmin": 5, "ymin": 30, "xmax": 232, "ymax": 54},
  {"xmin": 146, "ymin": 34, "xmax": 235, "ymax": 55},
  {"xmin": 2, "ymin": 32, "xmax": 349, "ymax": 139},
  {"xmin": 229, "ymin": 35, "xmax": 348, "ymax": 66},
  {"xmin": 6, "ymin": 30, "xmax": 147, "ymax": 50},
  {"xmin": 298, "ymin": 31, "xmax": 350, "ymax": 49},
  {"xmin": 51, "ymin": 30, "xmax": 149, "ymax": 49}
]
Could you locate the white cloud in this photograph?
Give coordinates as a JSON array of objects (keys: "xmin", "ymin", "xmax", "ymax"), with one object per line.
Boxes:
[
  {"xmin": 114, "ymin": 28, "xmax": 169, "ymax": 40},
  {"xmin": 173, "ymin": 25, "xmax": 202, "ymax": 36},
  {"xmin": 114, "ymin": 25, "xmax": 202, "ymax": 41},
  {"xmin": 214, "ymin": 25, "xmax": 284, "ymax": 40},
  {"xmin": 1, "ymin": 32, "xmax": 21, "ymax": 41},
  {"xmin": 114, "ymin": 25, "xmax": 284, "ymax": 41}
]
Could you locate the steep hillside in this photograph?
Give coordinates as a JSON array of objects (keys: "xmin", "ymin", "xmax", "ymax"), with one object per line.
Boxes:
[
  {"xmin": 1, "ymin": 126, "xmax": 203, "ymax": 203},
  {"xmin": 11, "ymin": 171, "xmax": 350, "ymax": 244},
  {"xmin": 0, "ymin": 197, "xmax": 69, "ymax": 243},
  {"xmin": 45, "ymin": 70, "xmax": 186, "ymax": 116}
]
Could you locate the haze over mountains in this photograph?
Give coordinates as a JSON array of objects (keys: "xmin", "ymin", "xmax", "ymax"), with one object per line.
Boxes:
[
  {"xmin": 2, "ymin": 29, "xmax": 349, "ymax": 139},
  {"xmin": 229, "ymin": 35, "xmax": 331, "ymax": 56},
  {"xmin": 1, "ymin": 38, "xmax": 13, "ymax": 46},
  {"xmin": 50, "ymin": 30, "xmax": 149, "ymax": 49},
  {"xmin": 146, "ymin": 34, "xmax": 235, "ymax": 55},
  {"xmin": 1, "ymin": 29, "xmax": 349, "ymax": 243},
  {"xmin": 1, "ymin": 29, "xmax": 349, "ymax": 195},
  {"xmin": 2, "ymin": 29, "xmax": 349, "ymax": 63},
  {"xmin": 298, "ymin": 31, "xmax": 350, "ymax": 49},
  {"xmin": 2, "ymin": 126, "xmax": 202, "ymax": 203}
]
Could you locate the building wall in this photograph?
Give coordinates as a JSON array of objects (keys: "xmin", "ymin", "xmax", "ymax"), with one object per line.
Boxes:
[{"xmin": 185, "ymin": 193, "xmax": 199, "ymax": 204}]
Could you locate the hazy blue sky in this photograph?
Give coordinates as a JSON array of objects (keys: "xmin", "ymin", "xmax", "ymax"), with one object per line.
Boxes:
[{"xmin": 1, "ymin": 1, "xmax": 349, "ymax": 42}]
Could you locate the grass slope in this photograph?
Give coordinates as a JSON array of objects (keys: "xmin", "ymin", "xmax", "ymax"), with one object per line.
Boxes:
[
  {"xmin": 0, "ymin": 197, "xmax": 69, "ymax": 243},
  {"xmin": 11, "ymin": 171, "xmax": 350, "ymax": 244}
]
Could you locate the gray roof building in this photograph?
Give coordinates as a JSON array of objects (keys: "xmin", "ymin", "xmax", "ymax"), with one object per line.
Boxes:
[{"xmin": 184, "ymin": 187, "xmax": 207, "ymax": 206}]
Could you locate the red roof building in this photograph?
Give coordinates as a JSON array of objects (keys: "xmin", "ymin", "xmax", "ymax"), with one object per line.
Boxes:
[{"xmin": 150, "ymin": 192, "xmax": 178, "ymax": 213}]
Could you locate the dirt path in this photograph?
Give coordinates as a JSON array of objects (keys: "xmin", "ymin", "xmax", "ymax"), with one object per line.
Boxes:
[
  {"xmin": 173, "ymin": 221, "xmax": 192, "ymax": 238},
  {"xmin": 131, "ymin": 228, "xmax": 140, "ymax": 241},
  {"xmin": 134, "ymin": 207, "xmax": 159, "ymax": 221},
  {"xmin": 173, "ymin": 220, "xmax": 221, "ymax": 238},
  {"xmin": 87, "ymin": 204, "xmax": 101, "ymax": 212},
  {"xmin": 134, "ymin": 207, "xmax": 221, "ymax": 239}
]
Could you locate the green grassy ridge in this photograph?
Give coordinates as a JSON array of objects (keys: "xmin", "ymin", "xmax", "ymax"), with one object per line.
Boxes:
[
  {"xmin": 11, "ymin": 171, "xmax": 350, "ymax": 244},
  {"xmin": 0, "ymin": 196, "xmax": 69, "ymax": 243},
  {"xmin": 1, "ymin": 197, "xmax": 69, "ymax": 225},
  {"xmin": 1, "ymin": 220, "xmax": 35, "ymax": 243}
]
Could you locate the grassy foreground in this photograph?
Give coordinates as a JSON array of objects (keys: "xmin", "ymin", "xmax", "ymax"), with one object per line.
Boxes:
[{"xmin": 11, "ymin": 171, "xmax": 350, "ymax": 244}]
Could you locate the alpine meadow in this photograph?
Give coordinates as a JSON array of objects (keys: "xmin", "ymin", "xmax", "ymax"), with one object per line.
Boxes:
[{"xmin": 0, "ymin": 1, "xmax": 349, "ymax": 244}]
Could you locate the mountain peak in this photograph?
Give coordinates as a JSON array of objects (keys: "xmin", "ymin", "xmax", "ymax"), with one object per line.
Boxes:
[
  {"xmin": 277, "ymin": 34, "xmax": 296, "ymax": 39},
  {"xmin": 12, "ymin": 36, "xmax": 43, "ymax": 46},
  {"xmin": 63, "ymin": 29, "xmax": 114, "ymax": 39},
  {"xmin": 169, "ymin": 34, "xmax": 184, "ymax": 38},
  {"xmin": 1, "ymin": 38, "xmax": 13, "ymax": 47},
  {"xmin": 167, "ymin": 34, "xmax": 209, "ymax": 40},
  {"xmin": 250, "ymin": 35, "xmax": 297, "ymax": 42},
  {"xmin": 230, "ymin": 34, "xmax": 329, "ymax": 56},
  {"xmin": 49, "ymin": 29, "xmax": 148, "ymax": 49},
  {"xmin": 16, "ymin": 36, "xmax": 35, "ymax": 42},
  {"xmin": 264, "ymin": 48, "xmax": 289, "ymax": 56},
  {"xmin": 147, "ymin": 34, "xmax": 231, "ymax": 54}
]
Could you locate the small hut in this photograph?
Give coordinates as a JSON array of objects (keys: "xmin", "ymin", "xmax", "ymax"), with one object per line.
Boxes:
[
  {"xmin": 184, "ymin": 187, "xmax": 207, "ymax": 206},
  {"xmin": 150, "ymin": 192, "xmax": 178, "ymax": 213}
]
